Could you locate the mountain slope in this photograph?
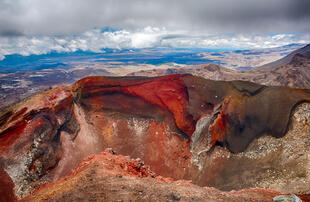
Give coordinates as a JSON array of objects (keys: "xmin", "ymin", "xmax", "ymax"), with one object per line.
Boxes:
[{"xmin": 253, "ymin": 43, "xmax": 310, "ymax": 71}]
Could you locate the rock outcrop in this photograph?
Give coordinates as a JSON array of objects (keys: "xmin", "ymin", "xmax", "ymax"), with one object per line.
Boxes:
[
  {"xmin": 0, "ymin": 86, "xmax": 79, "ymax": 197},
  {"xmin": 1, "ymin": 74, "xmax": 310, "ymax": 199}
]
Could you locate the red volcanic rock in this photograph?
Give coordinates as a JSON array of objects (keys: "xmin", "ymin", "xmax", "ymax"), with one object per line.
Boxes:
[
  {"xmin": 208, "ymin": 98, "xmax": 230, "ymax": 146},
  {"xmin": 0, "ymin": 86, "xmax": 79, "ymax": 198},
  {"xmin": 123, "ymin": 75, "xmax": 195, "ymax": 135},
  {"xmin": 0, "ymin": 166, "xmax": 17, "ymax": 202},
  {"xmin": 0, "ymin": 117, "xmax": 28, "ymax": 152},
  {"xmin": 1, "ymin": 74, "xmax": 310, "ymax": 199}
]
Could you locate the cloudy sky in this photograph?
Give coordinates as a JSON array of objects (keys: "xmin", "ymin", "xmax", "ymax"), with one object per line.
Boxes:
[{"xmin": 0, "ymin": 0, "xmax": 309, "ymax": 59}]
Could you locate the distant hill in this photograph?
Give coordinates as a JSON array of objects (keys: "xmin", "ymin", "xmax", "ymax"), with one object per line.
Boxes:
[
  {"xmin": 253, "ymin": 43, "xmax": 310, "ymax": 71},
  {"xmin": 128, "ymin": 43, "xmax": 310, "ymax": 89}
]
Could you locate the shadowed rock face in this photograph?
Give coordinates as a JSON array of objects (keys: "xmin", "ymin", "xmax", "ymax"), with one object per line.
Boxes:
[{"xmin": 1, "ymin": 74, "xmax": 310, "ymax": 198}]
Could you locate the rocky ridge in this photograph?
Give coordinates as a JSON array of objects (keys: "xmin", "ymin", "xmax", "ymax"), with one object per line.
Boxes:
[{"xmin": 21, "ymin": 149, "xmax": 287, "ymax": 202}]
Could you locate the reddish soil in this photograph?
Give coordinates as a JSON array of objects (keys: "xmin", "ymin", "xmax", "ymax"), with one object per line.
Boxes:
[{"xmin": 21, "ymin": 150, "xmax": 283, "ymax": 202}]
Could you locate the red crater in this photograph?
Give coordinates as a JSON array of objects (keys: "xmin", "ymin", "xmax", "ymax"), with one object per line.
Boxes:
[{"xmin": 1, "ymin": 74, "xmax": 310, "ymax": 199}]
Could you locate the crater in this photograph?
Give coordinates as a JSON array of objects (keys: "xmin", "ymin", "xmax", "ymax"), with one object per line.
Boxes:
[{"xmin": 1, "ymin": 74, "xmax": 310, "ymax": 198}]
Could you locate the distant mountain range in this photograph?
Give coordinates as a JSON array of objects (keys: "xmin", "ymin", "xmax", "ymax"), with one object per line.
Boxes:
[
  {"xmin": 129, "ymin": 43, "xmax": 310, "ymax": 89},
  {"xmin": 0, "ymin": 43, "xmax": 305, "ymax": 73},
  {"xmin": 199, "ymin": 43, "xmax": 306, "ymax": 69}
]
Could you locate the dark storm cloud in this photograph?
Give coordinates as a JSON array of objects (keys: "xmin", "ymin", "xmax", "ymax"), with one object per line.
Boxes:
[
  {"xmin": 0, "ymin": 0, "xmax": 309, "ymax": 36},
  {"xmin": 289, "ymin": 0, "xmax": 310, "ymax": 20}
]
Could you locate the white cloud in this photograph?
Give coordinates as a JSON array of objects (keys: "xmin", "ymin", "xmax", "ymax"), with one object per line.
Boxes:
[
  {"xmin": 0, "ymin": 27, "xmax": 309, "ymax": 60},
  {"xmin": 131, "ymin": 27, "xmax": 164, "ymax": 48}
]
